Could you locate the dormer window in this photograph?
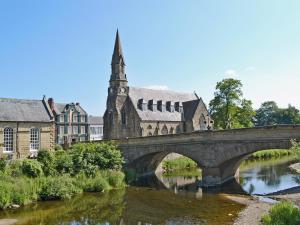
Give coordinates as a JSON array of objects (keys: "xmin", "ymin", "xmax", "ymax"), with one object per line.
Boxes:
[
  {"xmin": 138, "ymin": 99, "xmax": 147, "ymax": 111},
  {"xmin": 175, "ymin": 102, "xmax": 183, "ymax": 112},
  {"xmin": 166, "ymin": 101, "xmax": 174, "ymax": 112},
  {"xmin": 148, "ymin": 100, "xmax": 157, "ymax": 111}
]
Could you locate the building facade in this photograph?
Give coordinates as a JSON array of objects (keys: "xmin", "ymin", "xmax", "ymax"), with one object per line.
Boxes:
[
  {"xmin": 103, "ymin": 31, "xmax": 213, "ymax": 140},
  {"xmin": 0, "ymin": 96, "xmax": 55, "ymax": 159},
  {"xmin": 47, "ymin": 98, "xmax": 89, "ymax": 145},
  {"xmin": 89, "ymin": 116, "xmax": 103, "ymax": 141}
]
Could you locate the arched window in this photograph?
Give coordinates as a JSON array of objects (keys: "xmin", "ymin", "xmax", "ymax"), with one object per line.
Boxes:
[
  {"xmin": 169, "ymin": 127, "xmax": 174, "ymax": 134},
  {"xmin": 176, "ymin": 125, "xmax": 181, "ymax": 134},
  {"xmin": 147, "ymin": 125, "xmax": 152, "ymax": 130},
  {"xmin": 154, "ymin": 127, "xmax": 159, "ymax": 136},
  {"xmin": 200, "ymin": 114, "xmax": 207, "ymax": 130},
  {"xmin": 121, "ymin": 109, "xmax": 126, "ymax": 125},
  {"xmin": 161, "ymin": 125, "xmax": 168, "ymax": 135},
  {"xmin": 30, "ymin": 128, "xmax": 40, "ymax": 151},
  {"xmin": 3, "ymin": 127, "xmax": 13, "ymax": 152},
  {"xmin": 148, "ymin": 132, "xmax": 152, "ymax": 136}
]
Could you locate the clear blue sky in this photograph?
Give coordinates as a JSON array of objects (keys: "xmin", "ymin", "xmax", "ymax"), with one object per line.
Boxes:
[{"xmin": 1, "ymin": 1, "xmax": 300, "ymax": 116}]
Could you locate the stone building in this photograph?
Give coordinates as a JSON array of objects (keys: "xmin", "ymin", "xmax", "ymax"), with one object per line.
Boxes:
[
  {"xmin": 0, "ymin": 96, "xmax": 55, "ymax": 159},
  {"xmin": 47, "ymin": 98, "xmax": 89, "ymax": 145},
  {"xmin": 103, "ymin": 31, "xmax": 213, "ymax": 140},
  {"xmin": 89, "ymin": 116, "xmax": 103, "ymax": 141}
]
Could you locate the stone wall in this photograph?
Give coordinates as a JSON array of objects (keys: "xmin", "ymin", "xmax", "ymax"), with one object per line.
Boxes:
[{"xmin": 0, "ymin": 122, "xmax": 55, "ymax": 159}]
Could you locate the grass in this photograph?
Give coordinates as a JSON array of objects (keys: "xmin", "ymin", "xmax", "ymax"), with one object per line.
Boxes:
[
  {"xmin": 262, "ymin": 201, "xmax": 300, "ymax": 225},
  {"xmin": 0, "ymin": 170, "xmax": 125, "ymax": 209},
  {"xmin": 250, "ymin": 149, "xmax": 295, "ymax": 160},
  {"xmin": 162, "ymin": 156, "xmax": 198, "ymax": 172}
]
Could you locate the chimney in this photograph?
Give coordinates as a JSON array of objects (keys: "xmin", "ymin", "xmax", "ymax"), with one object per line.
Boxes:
[{"xmin": 48, "ymin": 98, "xmax": 55, "ymax": 111}]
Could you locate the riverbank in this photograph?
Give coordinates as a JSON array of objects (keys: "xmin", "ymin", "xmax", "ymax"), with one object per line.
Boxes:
[{"xmin": 226, "ymin": 195, "xmax": 272, "ymax": 225}]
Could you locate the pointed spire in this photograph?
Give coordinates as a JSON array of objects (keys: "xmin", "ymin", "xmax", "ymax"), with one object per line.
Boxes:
[{"xmin": 112, "ymin": 29, "xmax": 125, "ymax": 65}]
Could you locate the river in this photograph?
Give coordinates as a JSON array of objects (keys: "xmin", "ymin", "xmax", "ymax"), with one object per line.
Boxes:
[{"xmin": 0, "ymin": 156, "xmax": 299, "ymax": 225}]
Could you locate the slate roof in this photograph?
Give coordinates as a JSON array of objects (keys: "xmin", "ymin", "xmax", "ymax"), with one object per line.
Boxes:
[
  {"xmin": 89, "ymin": 116, "xmax": 103, "ymax": 125},
  {"xmin": 0, "ymin": 98, "xmax": 53, "ymax": 122},
  {"xmin": 128, "ymin": 87, "xmax": 198, "ymax": 122},
  {"xmin": 53, "ymin": 103, "xmax": 87, "ymax": 115},
  {"xmin": 182, "ymin": 99, "xmax": 201, "ymax": 121}
]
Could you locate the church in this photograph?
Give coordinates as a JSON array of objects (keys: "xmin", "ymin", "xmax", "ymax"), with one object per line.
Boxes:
[{"xmin": 103, "ymin": 31, "xmax": 213, "ymax": 140}]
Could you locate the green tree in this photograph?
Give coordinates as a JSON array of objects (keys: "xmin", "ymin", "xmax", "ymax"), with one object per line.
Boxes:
[
  {"xmin": 209, "ymin": 78, "xmax": 255, "ymax": 129},
  {"xmin": 255, "ymin": 102, "xmax": 300, "ymax": 126},
  {"xmin": 254, "ymin": 101, "xmax": 279, "ymax": 126}
]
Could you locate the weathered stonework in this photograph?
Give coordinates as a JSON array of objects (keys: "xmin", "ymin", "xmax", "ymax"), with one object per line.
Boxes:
[
  {"xmin": 0, "ymin": 122, "xmax": 55, "ymax": 159},
  {"xmin": 104, "ymin": 31, "xmax": 212, "ymax": 140},
  {"xmin": 118, "ymin": 125, "xmax": 300, "ymax": 187}
]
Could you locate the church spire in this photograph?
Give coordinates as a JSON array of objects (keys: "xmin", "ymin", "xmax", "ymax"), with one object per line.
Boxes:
[
  {"xmin": 110, "ymin": 30, "xmax": 127, "ymax": 82},
  {"xmin": 112, "ymin": 29, "xmax": 125, "ymax": 65}
]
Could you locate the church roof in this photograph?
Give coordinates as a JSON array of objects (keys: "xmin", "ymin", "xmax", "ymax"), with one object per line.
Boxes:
[
  {"xmin": 182, "ymin": 99, "xmax": 201, "ymax": 120},
  {"xmin": 128, "ymin": 86, "xmax": 198, "ymax": 121},
  {"xmin": 0, "ymin": 97, "xmax": 53, "ymax": 122}
]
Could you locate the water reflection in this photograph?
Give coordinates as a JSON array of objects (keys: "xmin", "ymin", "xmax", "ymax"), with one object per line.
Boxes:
[{"xmin": 239, "ymin": 156, "xmax": 299, "ymax": 195}]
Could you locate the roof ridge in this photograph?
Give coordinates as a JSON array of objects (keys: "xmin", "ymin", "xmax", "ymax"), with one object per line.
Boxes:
[
  {"xmin": 129, "ymin": 86, "xmax": 195, "ymax": 95},
  {"xmin": 0, "ymin": 97, "xmax": 43, "ymax": 102}
]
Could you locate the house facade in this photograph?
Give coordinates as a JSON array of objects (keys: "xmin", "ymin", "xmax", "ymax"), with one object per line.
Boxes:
[
  {"xmin": 0, "ymin": 96, "xmax": 55, "ymax": 159},
  {"xmin": 89, "ymin": 116, "xmax": 103, "ymax": 141},
  {"xmin": 47, "ymin": 98, "xmax": 89, "ymax": 145},
  {"xmin": 103, "ymin": 31, "xmax": 213, "ymax": 140}
]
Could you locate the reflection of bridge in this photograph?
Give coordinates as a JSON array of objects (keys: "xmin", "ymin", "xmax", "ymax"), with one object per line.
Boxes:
[{"xmin": 119, "ymin": 125, "xmax": 300, "ymax": 187}]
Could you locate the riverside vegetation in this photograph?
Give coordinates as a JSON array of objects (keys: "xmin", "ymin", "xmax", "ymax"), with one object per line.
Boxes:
[{"xmin": 0, "ymin": 142, "xmax": 125, "ymax": 209}]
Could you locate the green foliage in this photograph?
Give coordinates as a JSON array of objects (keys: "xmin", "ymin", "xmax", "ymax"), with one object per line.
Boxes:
[
  {"xmin": 255, "ymin": 102, "xmax": 300, "ymax": 126},
  {"xmin": 251, "ymin": 149, "xmax": 294, "ymax": 159},
  {"xmin": 0, "ymin": 142, "xmax": 125, "ymax": 209},
  {"xmin": 54, "ymin": 144, "xmax": 64, "ymax": 151},
  {"xmin": 21, "ymin": 159, "xmax": 44, "ymax": 178},
  {"xmin": 0, "ymin": 158, "xmax": 7, "ymax": 172},
  {"xmin": 162, "ymin": 156, "xmax": 198, "ymax": 172},
  {"xmin": 39, "ymin": 176, "xmax": 82, "ymax": 200},
  {"xmin": 71, "ymin": 142, "xmax": 124, "ymax": 176},
  {"xmin": 54, "ymin": 150, "xmax": 73, "ymax": 174},
  {"xmin": 290, "ymin": 139, "xmax": 300, "ymax": 160},
  {"xmin": 262, "ymin": 201, "xmax": 300, "ymax": 225},
  {"xmin": 209, "ymin": 78, "xmax": 255, "ymax": 129},
  {"xmin": 37, "ymin": 150, "xmax": 56, "ymax": 176}
]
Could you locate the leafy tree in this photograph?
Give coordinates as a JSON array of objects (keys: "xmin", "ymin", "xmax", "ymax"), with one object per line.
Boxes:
[
  {"xmin": 255, "ymin": 102, "xmax": 300, "ymax": 126},
  {"xmin": 254, "ymin": 101, "xmax": 279, "ymax": 126},
  {"xmin": 209, "ymin": 78, "xmax": 255, "ymax": 129},
  {"xmin": 37, "ymin": 150, "xmax": 56, "ymax": 176}
]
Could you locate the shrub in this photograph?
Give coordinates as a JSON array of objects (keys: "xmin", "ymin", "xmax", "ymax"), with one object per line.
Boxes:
[
  {"xmin": 0, "ymin": 182, "xmax": 12, "ymax": 209},
  {"xmin": 102, "ymin": 170, "xmax": 125, "ymax": 188},
  {"xmin": 55, "ymin": 150, "xmax": 73, "ymax": 174},
  {"xmin": 162, "ymin": 156, "xmax": 198, "ymax": 172},
  {"xmin": 39, "ymin": 176, "xmax": 82, "ymax": 200},
  {"xmin": 0, "ymin": 158, "xmax": 7, "ymax": 172},
  {"xmin": 6, "ymin": 160, "xmax": 23, "ymax": 177},
  {"xmin": 21, "ymin": 159, "xmax": 44, "ymax": 178},
  {"xmin": 262, "ymin": 201, "xmax": 300, "ymax": 225},
  {"xmin": 54, "ymin": 144, "xmax": 64, "ymax": 151},
  {"xmin": 70, "ymin": 142, "xmax": 124, "ymax": 176},
  {"xmin": 37, "ymin": 150, "xmax": 56, "ymax": 176}
]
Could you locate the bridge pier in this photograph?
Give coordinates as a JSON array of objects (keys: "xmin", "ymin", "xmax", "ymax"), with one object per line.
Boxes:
[{"xmin": 201, "ymin": 167, "xmax": 239, "ymax": 187}]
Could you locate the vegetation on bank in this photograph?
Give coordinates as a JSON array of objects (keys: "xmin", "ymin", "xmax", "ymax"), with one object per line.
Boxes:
[
  {"xmin": 0, "ymin": 142, "xmax": 125, "ymax": 209},
  {"xmin": 262, "ymin": 201, "xmax": 300, "ymax": 225},
  {"xmin": 162, "ymin": 156, "xmax": 201, "ymax": 177},
  {"xmin": 250, "ymin": 149, "xmax": 295, "ymax": 160}
]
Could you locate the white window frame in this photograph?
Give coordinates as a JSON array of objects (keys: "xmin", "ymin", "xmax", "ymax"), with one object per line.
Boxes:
[
  {"xmin": 81, "ymin": 126, "xmax": 85, "ymax": 134},
  {"xmin": 60, "ymin": 115, "xmax": 64, "ymax": 122},
  {"xmin": 73, "ymin": 126, "xmax": 78, "ymax": 134},
  {"xmin": 3, "ymin": 127, "xmax": 13, "ymax": 153},
  {"xmin": 81, "ymin": 115, "xmax": 85, "ymax": 123},
  {"xmin": 30, "ymin": 128, "xmax": 40, "ymax": 152},
  {"xmin": 59, "ymin": 126, "xmax": 64, "ymax": 135},
  {"xmin": 73, "ymin": 114, "xmax": 78, "ymax": 123}
]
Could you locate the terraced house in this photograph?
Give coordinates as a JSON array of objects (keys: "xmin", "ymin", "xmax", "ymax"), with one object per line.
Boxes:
[
  {"xmin": 47, "ymin": 98, "xmax": 89, "ymax": 145},
  {"xmin": 0, "ymin": 96, "xmax": 55, "ymax": 159}
]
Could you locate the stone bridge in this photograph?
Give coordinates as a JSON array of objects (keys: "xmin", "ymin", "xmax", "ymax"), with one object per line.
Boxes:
[{"xmin": 118, "ymin": 125, "xmax": 300, "ymax": 187}]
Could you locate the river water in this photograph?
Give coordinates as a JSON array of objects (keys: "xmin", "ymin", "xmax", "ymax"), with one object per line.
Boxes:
[{"xmin": 0, "ymin": 156, "xmax": 299, "ymax": 225}]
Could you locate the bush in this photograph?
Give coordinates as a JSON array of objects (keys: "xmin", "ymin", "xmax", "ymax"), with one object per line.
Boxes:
[
  {"xmin": 6, "ymin": 160, "xmax": 23, "ymax": 177},
  {"xmin": 0, "ymin": 158, "xmax": 7, "ymax": 172},
  {"xmin": 55, "ymin": 150, "xmax": 73, "ymax": 174},
  {"xmin": 0, "ymin": 182, "xmax": 12, "ymax": 209},
  {"xmin": 37, "ymin": 150, "xmax": 56, "ymax": 176},
  {"xmin": 162, "ymin": 156, "xmax": 198, "ymax": 172},
  {"xmin": 71, "ymin": 142, "xmax": 124, "ymax": 176},
  {"xmin": 21, "ymin": 159, "xmax": 44, "ymax": 178},
  {"xmin": 39, "ymin": 176, "xmax": 82, "ymax": 200},
  {"xmin": 102, "ymin": 170, "xmax": 125, "ymax": 188},
  {"xmin": 54, "ymin": 144, "xmax": 64, "ymax": 151},
  {"xmin": 262, "ymin": 201, "xmax": 300, "ymax": 225},
  {"xmin": 251, "ymin": 149, "xmax": 294, "ymax": 159}
]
